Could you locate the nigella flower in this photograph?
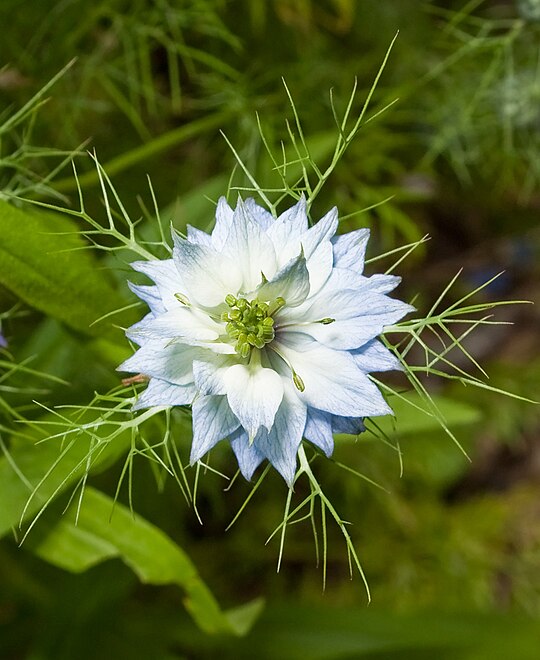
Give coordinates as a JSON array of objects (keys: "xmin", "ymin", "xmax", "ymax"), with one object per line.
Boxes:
[{"xmin": 119, "ymin": 197, "xmax": 413, "ymax": 484}]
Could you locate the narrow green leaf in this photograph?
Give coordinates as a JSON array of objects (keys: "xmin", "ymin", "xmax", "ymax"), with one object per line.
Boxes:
[
  {"xmin": 220, "ymin": 602, "xmax": 540, "ymax": 660},
  {"xmin": 30, "ymin": 487, "xmax": 263, "ymax": 636},
  {"xmin": 0, "ymin": 200, "xmax": 130, "ymax": 340}
]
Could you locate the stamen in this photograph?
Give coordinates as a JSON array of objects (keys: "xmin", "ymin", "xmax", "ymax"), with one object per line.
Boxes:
[
  {"xmin": 292, "ymin": 370, "xmax": 305, "ymax": 392},
  {"xmin": 222, "ymin": 294, "xmax": 285, "ymax": 357},
  {"xmin": 268, "ymin": 297, "xmax": 286, "ymax": 316},
  {"xmin": 175, "ymin": 292, "xmax": 190, "ymax": 306}
]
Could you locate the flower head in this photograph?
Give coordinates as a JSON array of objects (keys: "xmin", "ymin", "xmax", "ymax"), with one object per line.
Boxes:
[{"xmin": 119, "ymin": 197, "xmax": 413, "ymax": 484}]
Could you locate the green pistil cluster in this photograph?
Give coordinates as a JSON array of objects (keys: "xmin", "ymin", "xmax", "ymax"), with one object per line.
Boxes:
[{"xmin": 222, "ymin": 294, "xmax": 284, "ymax": 358}]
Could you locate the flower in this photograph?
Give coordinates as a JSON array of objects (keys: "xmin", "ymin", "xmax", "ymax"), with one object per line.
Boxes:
[{"xmin": 119, "ymin": 197, "xmax": 413, "ymax": 484}]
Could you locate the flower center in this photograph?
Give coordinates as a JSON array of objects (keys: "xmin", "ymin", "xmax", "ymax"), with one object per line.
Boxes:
[{"xmin": 221, "ymin": 294, "xmax": 285, "ymax": 358}]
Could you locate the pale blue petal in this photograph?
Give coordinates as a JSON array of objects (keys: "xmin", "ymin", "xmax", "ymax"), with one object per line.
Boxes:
[
  {"xmin": 190, "ymin": 395, "xmax": 240, "ymax": 463},
  {"xmin": 332, "ymin": 416, "xmax": 366, "ymax": 435},
  {"xmin": 273, "ymin": 338, "xmax": 393, "ymax": 418},
  {"xmin": 313, "ymin": 266, "xmax": 364, "ymax": 293},
  {"xmin": 304, "ymin": 408, "xmax": 334, "ymax": 456},
  {"xmin": 229, "ymin": 428, "xmax": 265, "ymax": 480},
  {"xmin": 255, "ymin": 251, "xmax": 310, "ymax": 307},
  {"xmin": 125, "ymin": 312, "xmax": 153, "ymax": 346},
  {"xmin": 128, "ymin": 282, "xmax": 166, "ymax": 316},
  {"xmin": 187, "ymin": 224, "xmax": 213, "ymax": 247},
  {"xmin": 252, "ymin": 383, "xmax": 307, "ymax": 485},
  {"xmin": 365, "ymin": 273, "xmax": 402, "ymax": 294},
  {"xmin": 332, "ymin": 228, "xmax": 370, "ymax": 272},
  {"xmin": 302, "ymin": 295, "xmax": 414, "ymax": 350},
  {"xmin": 133, "ymin": 378, "xmax": 195, "ymax": 410},
  {"xmin": 352, "ymin": 339, "xmax": 402, "ymax": 373},
  {"xmin": 118, "ymin": 340, "xmax": 199, "ymax": 385},
  {"xmin": 312, "ymin": 266, "xmax": 402, "ymax": 297},
  {"xmin": 193, "ymin": 354, "xmax": 237, "ymax": 395}
]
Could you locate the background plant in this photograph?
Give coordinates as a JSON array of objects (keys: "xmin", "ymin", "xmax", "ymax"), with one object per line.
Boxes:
[{"xmin": 1, "ymin": 1, "xmax": 540, "ymax": 658}]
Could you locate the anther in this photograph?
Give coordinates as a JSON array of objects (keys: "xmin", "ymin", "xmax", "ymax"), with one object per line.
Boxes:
[
  {"xmin": 175, "ymin": 293, "xmax": 190, "ymax": 306},
  {"xmin": 292, "ymin": 370, "xmax": 305, "ymax": 392},
  {"xmin": 269, "ymin": 297, "xmax": 286, "ymax": 315}
]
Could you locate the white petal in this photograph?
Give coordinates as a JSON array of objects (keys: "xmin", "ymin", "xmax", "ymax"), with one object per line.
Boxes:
[
  {"xmin": 222, "ymin": 200, "xmax": 278, "ymax": 291},
  {"xmin": 278, "ymin": 274, "xmax": 413, "ymax": 350},
  {"xmin": 133, "ymin": 378, "xmax": 195, "ymax": 410},
  {"xmin": 211, "ymin": 196, "xmax": 234, "ymax": 250},
  {"xmin": 172, "ymin": 237, "xmax": 242, "ymax": 307},
  {"xmin": 305, "ymin": 240, "xmax": 333, "ymax": 295},
  {"xmin": 193, "ymin": 354, "xmax": 238, "ymax": 395},
  {"xmin": 254, "ymin": 251, "xmax": 310, "ymax": 307},
  {"xmin": 301, "ymin": 206, "xmax": 339, "ymax": 256},
  {"xmin": 332, "ymin": 228, "xmax": 370, "ymax": 272},
  {"xmin": 278, "ymin": 206, "xmax": 339, "ymax": 268},
  {"xmin": 300, "ymin": 294, "xmax": 414, "ymax": 350},
  {"xmin": 229, "ymin": 428, "xmax": 265, "ymax": 480},
  {"xmin": 303, "ymin": 408, "xmax": 334, "ymax": 456},
  {"xmin": 252, "ymin": 381, "xmax": 306, "ymax": 485},
  {"xmin": 267, "ymin": 196, "xmax": 308, "ymax": 253},
  {"xmin": 244, "ymin": 197, "xmax": 274, "ymax": 230},
  {"xmin": 223, "ymin": 363, "xmax": 284, "ymax": 440},
  {"xmin": 287, "ymin": 267, "xmax": 366, "ymax": 318},
  {"xmin": 131, "ymin": 259, "xmax": 184, "ymax": 311},
  {"xmin": 272, "ymin": 338, "xmax": 393, "ymax": 418},
  {"xmin": 118, "ymin": 340, "xmax": 200, "ymax": 385},
  {"xmin": 190, "ymin": 395, "xmax": 240, "ymax": 463}
]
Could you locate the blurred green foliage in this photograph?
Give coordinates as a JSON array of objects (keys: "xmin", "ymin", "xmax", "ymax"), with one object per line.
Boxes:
[{"xmin": 1, "ymin": 0, "xmax": 539, "ymax": 658}]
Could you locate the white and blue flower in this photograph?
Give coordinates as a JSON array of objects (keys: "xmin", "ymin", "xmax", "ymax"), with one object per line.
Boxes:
[{"xmin": 119, "ymin": 197, "xmax": 413, "ymax": 484}]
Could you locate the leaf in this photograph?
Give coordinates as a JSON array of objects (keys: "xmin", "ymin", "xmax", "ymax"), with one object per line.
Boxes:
[
  {"xmin": 29, "ymin": 487, "xmax": 263, "ymax": 636},
  {"xmin": 0, "ymin": 411, "xmax": 130, "ymax": 538},
  {"xmin": 0, "ymin": 200, "xmax": 131, "ymax": 340},
  {"xmin": 211, "ymin": 602, "xmax": 540, "ymax": 659},
  {"xmin": 0, "ymin": 409, "xmax": 262, "ymax": 636}
]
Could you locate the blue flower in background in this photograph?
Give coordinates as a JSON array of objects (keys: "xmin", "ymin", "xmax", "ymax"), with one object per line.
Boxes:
[{"xmin": 119, "ymin": 197, "xmax": 413, "ymax": 483}]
